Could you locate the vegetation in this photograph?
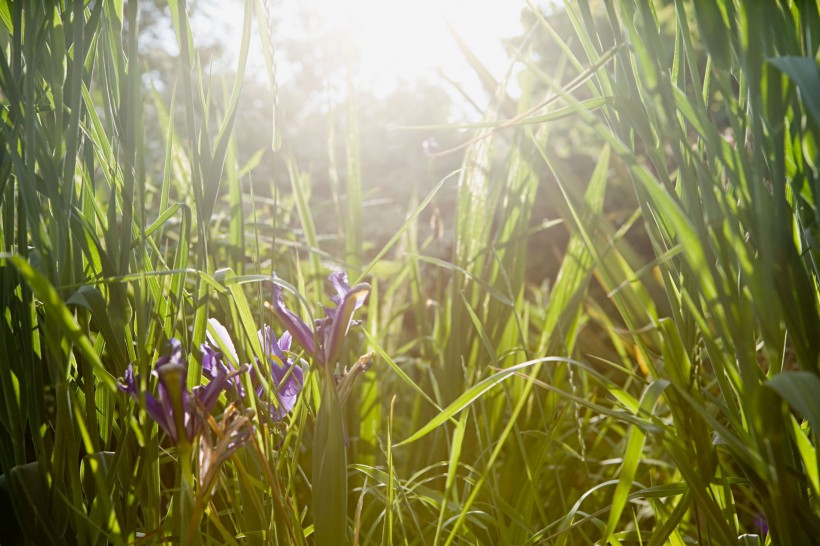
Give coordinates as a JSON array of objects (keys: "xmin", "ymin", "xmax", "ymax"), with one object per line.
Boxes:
[{"xmin": 0, "ymin": 0, "xmax": 818, "ymax": 544}]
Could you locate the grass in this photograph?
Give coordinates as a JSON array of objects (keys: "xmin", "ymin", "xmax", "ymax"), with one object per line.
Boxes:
[{"xmin": 1, "ymin": 0, "xmax": 819, "ymax": 545}]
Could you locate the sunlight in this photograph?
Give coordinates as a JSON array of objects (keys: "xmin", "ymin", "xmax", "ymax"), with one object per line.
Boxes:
[
  {"xmin": 7, "ymin": 2, "xmax": 816, "ymax": 544},
  {"xmin": 321, "ymin": 0, "xmax": 523, "ymax": 85},
  {"xmin": 298, "ymin": 0, "xmax": 524, "ymax": 94},
  {"xmin": 205, "ymin": 0, "xmax": 527, "ymax": 101}
]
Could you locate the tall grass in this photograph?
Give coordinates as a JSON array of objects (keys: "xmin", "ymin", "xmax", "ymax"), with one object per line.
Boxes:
[{"xmin": 0, "ymin": 1, "xmax": 818, "ymax": 545}]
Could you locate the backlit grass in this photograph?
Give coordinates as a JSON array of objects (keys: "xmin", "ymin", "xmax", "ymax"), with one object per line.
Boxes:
[{"xmin": 0, "ymin": 1, "xmax": 818, "ymax": 545}]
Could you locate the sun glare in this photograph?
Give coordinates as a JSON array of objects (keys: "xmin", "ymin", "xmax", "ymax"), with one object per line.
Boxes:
[
  {"xmin": 338, "ymin": 0, "xmax": 520, "ymax": 83},
  {"xmin": 270, "ymin": 0, "xmax": 526, "ymax": 95},
  {"xmin": 296, "ymin": 0, "xmax": 524, "ymax": 94},
  {"xmin": 205, "ymin": 0, "xmax": 526, "ymax": 101}
]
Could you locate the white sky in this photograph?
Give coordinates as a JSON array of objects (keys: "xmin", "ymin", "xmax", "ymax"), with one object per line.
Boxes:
[
  {"xmin": 204, "ymin": 0, "xmax": 531, "ymax": 106},
  {"xmin": 309, "ymin": 0, "xmax": 526, "ymax": 93}
]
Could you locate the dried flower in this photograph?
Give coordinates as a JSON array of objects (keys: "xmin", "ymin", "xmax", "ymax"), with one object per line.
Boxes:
[{"xmin": 198, "ymin": 404, "xmax": 255, "ymax": 489}]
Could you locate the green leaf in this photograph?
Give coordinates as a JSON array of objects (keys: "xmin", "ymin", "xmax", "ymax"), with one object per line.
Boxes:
[
  {"xmin": 766, "ymin": 371, "xmax": 820, "ymax": 437},
  {"xmin": 1, "ymin": 255, "xmax": 116, "ymax": 391},
  {"xmin": 789, "ymin": 415, "xmax": 819, "ymax": 496},
  {"xmin": 768, "ymin": 56, "xmax": 820, "ymax": 127},
  {"xmin": 766, "ymin": 371, "xmax": 820, "ymax": 491},
  {"xmin": 168, "ymin": 0, "xmax": 194, "ymax": 68},
  {"xmin": 313, "ymin": 372, "xmax": 348, "ymax": 545},
  {"xmin": 692, "ymin": 0, "xmax": 733, "ymax": 69},
  {"xmin": 66, "ymin": 285, "xmax": 127, "ymax": 369},
  {"xmin": 6, "ymin": 462, "xmax": 61, "ymax": 544},
  {"xmin": 201, "ymin": 0, "xmax": 253, "ymax": 225},
  {"xmin": 396, "ymin": 357, "xmax": 576, "ymax": 447},
  {"xmin": 605, "ymin": 379, "xmax": 669, "ymax": 539}
]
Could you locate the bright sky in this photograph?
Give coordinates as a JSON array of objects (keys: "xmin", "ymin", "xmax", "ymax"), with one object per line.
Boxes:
[
  {"xmin": 309, "ymin": 0, "xmax": 526, "ymax": 94},
  {"xmin": 205, "ymin": 0, "xmax": 530, "ymax": 105}
]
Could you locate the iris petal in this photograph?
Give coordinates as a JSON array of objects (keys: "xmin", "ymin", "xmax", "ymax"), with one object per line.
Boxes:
[
  {"xmin": 323, "ymin": 281, "xmax": 371, "ymax": 367},
  {"xmin": 271, "ymin": 283, "xmax": 317, "ymax": 359},
  {"xmin": 272, "ymin": 272, "xmax": 369, "ymax": 368}
]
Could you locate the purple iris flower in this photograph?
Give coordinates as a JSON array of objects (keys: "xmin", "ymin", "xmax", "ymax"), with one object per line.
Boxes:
[
  {"xmin": 258, "ymin": 325, "xmax": 304, "ymax": 420},
  {"xmin": 753, "ymin": 513, "xmax": 768, "ymax": 535},
  {"xmin": 119, "ymin": 338, "xmax": 244, "ymax": 445},
  {"xmin": 271, "ymin": 271, "xmax": 370, "ymax": 368},
  {"xmin": 205, "ymin": 318, "xmax": 304, "ymax": 421},
  {"xmin": 203, "ymin": 318, "xmax": 246, "ymax": 397}
]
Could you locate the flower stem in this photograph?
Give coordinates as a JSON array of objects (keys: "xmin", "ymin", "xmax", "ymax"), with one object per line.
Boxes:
[{"xmin": 176, "ymin": 440, "xmax": 198, "ymax": 546}]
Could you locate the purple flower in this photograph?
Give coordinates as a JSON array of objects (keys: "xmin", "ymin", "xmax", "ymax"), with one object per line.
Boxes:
[
  {"xmin": 753, "ymin": 513, "xmax": 768, "ymax": 535},
  {"xmin": 271, "ymin": 271, "xmax": 370, "ymax": 368},
  {"xmin": 203, "ymin": 318, "xmax": 246, "ymax": 397},
  {"xmin": 258, "ymin": 325, "xmax": 304, "ymax": 420},
  {"xmin": 119, "ymin": 338, "xmax": 245, "ymax": 445},
  {"xmin": 205, "ymin": 318, "xmax": 304, "ymax": 421}
]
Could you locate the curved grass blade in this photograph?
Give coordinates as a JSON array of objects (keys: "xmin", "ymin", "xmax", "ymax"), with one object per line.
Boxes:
[
  {"xmin": 397, "ymin": 357, "xmax": 593, "ymax": 448},
  {"xmin": 2, "ymin": 255, "xmax": 116, "ymax": 391}
]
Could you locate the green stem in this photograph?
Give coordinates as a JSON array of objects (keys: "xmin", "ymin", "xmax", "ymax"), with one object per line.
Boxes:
[{"xmin": 176, "ymin": 440, "xmax": 198, "ymax": 546}]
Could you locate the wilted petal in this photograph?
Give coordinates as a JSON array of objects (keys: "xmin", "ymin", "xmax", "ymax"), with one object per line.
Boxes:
[
  {"xmin": 226, "ymin": 427, "xmax": 253, "ymax": 452},
  {"xmin": 194, "ymin": 365, "xmax": 247, "ymax": 439},
  {"xmin": 198, "ymin": 405, "xmax": 254, "ymax": 487},
  {"xmin": 217, "ymin": 406, "xmax": 254, "ymax": 456}
]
